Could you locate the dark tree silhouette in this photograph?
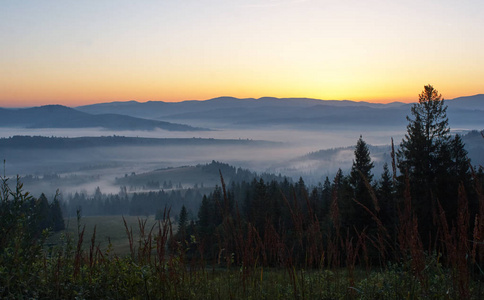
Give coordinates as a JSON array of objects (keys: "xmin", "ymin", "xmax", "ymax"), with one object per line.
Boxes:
[
  {"xmin": 398, "ymin": 85, "xmax": 450, "ymax": 187},
  {"xmin": 349, "ymin": 136, "xmax": 375, "ymax": 230},
  {"xmin": 397, "ymin": 84, "xmax": 455, "ymax": 243}
]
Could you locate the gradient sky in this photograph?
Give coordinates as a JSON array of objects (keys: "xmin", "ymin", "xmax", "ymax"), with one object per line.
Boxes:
[{"xmin": 1, "ymin": 0, "xmax": 483, "ymax": 107}]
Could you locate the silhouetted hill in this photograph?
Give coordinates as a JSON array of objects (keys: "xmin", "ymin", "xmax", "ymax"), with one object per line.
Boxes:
[
  {"xmin": 446, "ymin": 94, "xmax": 484, "ymax": 110},
  {"xmin": 76, "ymin": 96, "xmax": 483, "ymax": 130},
  {"xmin": 0, "ymin": 135, "xmax": 279, "ymax": 149},
  {"xmin": 115, "ymin": 160, "xmax": 287, "ymax": 190},
  {"xmin": 0, "ymin": 105, "xmax": 206, "ymax": 131},
  {"xmin": 77, "ymin": 97, "xmax": 407, "ymax": 119}
]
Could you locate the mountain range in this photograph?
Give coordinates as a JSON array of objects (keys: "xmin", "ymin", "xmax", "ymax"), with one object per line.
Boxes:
[
  {"xmin": 1, "ymin": 95, "xmax": 483, "ymax": 131},
  {"xmin": 76, "ymin": 95, "xmax": 484, "ymax": 130}
]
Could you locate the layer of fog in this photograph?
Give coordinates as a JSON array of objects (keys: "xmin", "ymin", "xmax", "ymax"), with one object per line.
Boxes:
[
  {"xmin": 0, "ymin": 126, "xmax": 405, "ymax": 146},
  {"xmin": 2, "ymin": 126, "xmax": 409, "ymax": 197}
]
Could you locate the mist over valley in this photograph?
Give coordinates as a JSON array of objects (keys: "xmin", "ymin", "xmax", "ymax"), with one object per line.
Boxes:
[{"xmin": 1, "ymin": 96, "xmax": 482, "ymax": 201}]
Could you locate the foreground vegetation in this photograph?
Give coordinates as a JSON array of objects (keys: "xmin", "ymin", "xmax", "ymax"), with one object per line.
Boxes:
[
  {"xmin": 1, "ymin": 85, "xmax": 484, "ymax": 298},
  {"xmin": 1, "ymin": 182, "xmax": 484, "ymax": 299},
  {"xmin": 2, "ymin": 186, "xmax": 484, "ymax": 299}
]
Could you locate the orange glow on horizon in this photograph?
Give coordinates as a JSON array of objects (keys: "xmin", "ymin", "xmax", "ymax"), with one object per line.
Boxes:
[
  {"xmin": 1, "ymin": 1, "xmax": 483, "ymax": 108},
  {"xmin": 0, "ymin": 92, "xmax": 469, "ymax": 108},
  {"xmin": 0, "ymin": 83, "xmax": 481, "ymax": 108}
]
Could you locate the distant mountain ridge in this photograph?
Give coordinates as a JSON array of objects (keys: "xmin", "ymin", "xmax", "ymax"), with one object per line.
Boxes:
[
  {"xmin": 76, "ymin": 95, "xmax": 484, "ymax": 130},
  {"xmin": 2, "ymin": 95, "xmax": 482, "ymax": 131},
  {"xmin": 0, "ymin": 105, "xmax": 206, "ymax": 131},
  {"xmin": 445, "ymin": 94, "xmax": 484, "ymax": 110},
  {"xmin": 77, "ymin": 96, "xmax": 409, "ymax": 119}
]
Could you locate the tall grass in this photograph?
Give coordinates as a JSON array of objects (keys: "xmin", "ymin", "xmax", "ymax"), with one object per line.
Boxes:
[{"xmin": 1, "ymin": 169, "xmax": 484, "ymax": 299}]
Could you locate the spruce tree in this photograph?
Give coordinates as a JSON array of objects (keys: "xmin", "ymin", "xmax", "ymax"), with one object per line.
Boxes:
[
  {"xmin": 397, "ymin": 85, "xmax": 452, "ymax": 243},
  {"xmin": 349, "ymin": 136, "xmax": 375, "ymax": 230},
  {"xmin": 398, "ymin": 85, "xmax": 450, "ymax": 188},
  {"xmin": 320, "ymin": 177, "xmax": 332, "ymax": 223},
  {"xmin": 197, "ymin": 195, "xmax": 211, "ymax": 236},
  {"xmin": 36, "ymin": 193, "xmax": 53, "ymax": 232},
  {"xmin": 350, "ymin": 135, "xmax": 374, "ymax": 189},
  {"xmin": 450, "ymin": 134, "xmax": 471, "ymax": 182},
  {"xmin": 177, "ymin": 205, "xmax": 188, "ymax": 240},
  {"xmin": 437, "ymin": 134, "xmax": 473, "ymax": 222},
  {"xmin": 51, "ymin": 197, "xmax": 65, "ymax": 231},
  {"xmin": 178, "ymin": 205, "xmax": 188, "ymax": 232},
  {"xmin": 378, "ymin": 163, "xmax": 395, "ymax": 236}
]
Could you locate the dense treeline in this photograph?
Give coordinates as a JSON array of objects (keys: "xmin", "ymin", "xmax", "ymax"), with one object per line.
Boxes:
[
  {"xmin": 199, "ymin": 160, "xmax": 288, "ymax": 184},
  {"xmin": 0, "ymin": 179, "xmax": 65, "ymax": 241},
  {"xmin": 0, "ymin": 135, "xmax": 278, "ymax": 149},
  {"xmin": 62, "ymin": 161, "xmax": 287, "ymax": 218},
  {"xmin": 178, "ymin": 159, "xmax": 483, "ymax": 266},
  {"xmin": 115, "ymin": 160, "xmax": 288, "ymax": 191},
  {"xmin": 0, "ymin": 177, "xmax": 65, "ymax": 298},
  {"xmin": 63, "ymin": 187, "xmax": 203, "ymax": 218},
  {"xmin": 173, "ymin": 86, "xmax": 484, "ymax": 272}
]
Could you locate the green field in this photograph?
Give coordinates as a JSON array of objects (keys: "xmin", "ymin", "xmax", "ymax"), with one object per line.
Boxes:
[{"xmin": 48, "ymin": 215, "xmax": 162, "ymax": 256}]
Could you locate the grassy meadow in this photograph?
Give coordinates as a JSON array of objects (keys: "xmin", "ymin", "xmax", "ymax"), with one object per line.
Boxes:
[
  {"xmin": 47, "ymin": 215, "xmax": 160, "ymax": 257},
  {"xmin": 34, "ymin": 210, "xmax": 484, "ymax": 299},
  {"xmin": 2, "ymin": 175, "xmax": 484, "ymax": 299}
]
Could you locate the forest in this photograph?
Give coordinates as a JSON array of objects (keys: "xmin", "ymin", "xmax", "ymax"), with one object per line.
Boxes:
[{"xmin": 1, "ymin": 85, "xmax": 484, "ymax": 299}]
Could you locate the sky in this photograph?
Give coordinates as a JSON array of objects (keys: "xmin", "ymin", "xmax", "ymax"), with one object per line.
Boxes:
[{"xmin": 1, "ymin": 0, "xmax": 483, "ymax": 107}]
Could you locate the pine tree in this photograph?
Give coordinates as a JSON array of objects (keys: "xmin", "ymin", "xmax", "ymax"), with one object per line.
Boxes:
[
  {"xmin": 450, "ymin": 134, "xmax": 471, "ymax": 182},
  {"xmin": 322, "ymin": 176, "xmax": 332, "ymax": 203},
  {"xmin": 437, "ymin": 134, "xmax": 473, "ymax": 223},
  {"xmin": 36, "ymin": 193, "xmax": 53, "ymax": 232},
  {"xmin": 398, "ymin": 85, "xmax": 450, "ymax": 188},
  {"xmin": 349, "ymin": 136, "xmax": 375, "ymax": 230},
  {"xmin": 177, "ymin": 205, "xmax": 188, "ymax": 240},
  {"xmin": 319, "ymin": 177, "xmax": 332, "ymax": 223},
  {"xmin": 50, "ymin": 197, "xmax": 65, "ymax": 231},
  {"xmin": 350, "ymin": 135, "xmax": 374, "ymax": 190},
  {"xmin": 378, "ymin": 163, "xmax": 395, "ymax": 236},
  {"xmin": 397, "ymin": 85, "xmax": 451, "ymax": 243},
  {"xmin": 197, "ymin": 195, "xmax": 211, "ymax": 236}
]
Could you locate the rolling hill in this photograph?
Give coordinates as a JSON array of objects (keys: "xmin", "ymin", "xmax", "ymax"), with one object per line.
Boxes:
[
  {"xmin": 76, "ymin": 96, "xmax": 483, "ymax": 130},
  {"xmin": 0, "ymin": 105, "xmax": 206, "ymax": 131}
]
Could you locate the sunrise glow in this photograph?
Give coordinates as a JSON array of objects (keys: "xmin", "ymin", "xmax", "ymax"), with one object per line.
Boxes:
[{"xmin": 1, "ymin": 0, "xmax": 483, "ymax": 107}]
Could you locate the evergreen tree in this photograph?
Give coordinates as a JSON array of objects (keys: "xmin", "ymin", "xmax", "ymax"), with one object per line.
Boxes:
[
  {"xmin": 332, "ymin": 169, "xmax": 354, "ymax": 230},
  {"xmin": 378, "ymin": 163, "xmax": 395, "ymax": 236},
  {"xmin": 50, "ymin": 197, "xmax": 65, "ymax": 231},
  {"xmin": 196, "ymin": 189, "xmax": 223, "ymax": 260},
  {"xmin": 397, "ymin": 85, "xmax": 452, "ymax": 243},
  {"xmin": 36, "ymin": 193, "xmax": 53, "ymax": 232},
  {"xmin": 322, "ymin": 176, "xmax": 332, "ymax": 204},
  {"xmin": 309, "ymin": 186, "xmax": 320, "ymax": 220},
  {"xmin": 398, "ymin": 85, "xmax": 450, "ymax": 188},
  {"xmin": 450, "ymin": 134, "xmax": 471, "ymax": 182},
  {"xmin": 210, "ymin": 186, "xmax": 223, "ymax": 225},
  {"xmin": 437, "ymin": 133, "xmax": 473, "ymax": 223},
  {"xmin": 197, "ymin": 195, "xmax": 211, "ymax": 237},
  {"xmin": 350, "ymin": 136, "xmax": 374, "ymax": 186},
  {"xmin": 349, "ymin": 136, "xmax": 375, "ymax": 230},
  {"xmin": 332, "ymin": 169, "xmax": 344, "ymax": 193},
  {"xmin": 178, "ymin": 205, "xmax": 188, "ymax": 240},
  {"xmin": 319, "ymin": 177, "xmax": 332, "ymax": 224}
]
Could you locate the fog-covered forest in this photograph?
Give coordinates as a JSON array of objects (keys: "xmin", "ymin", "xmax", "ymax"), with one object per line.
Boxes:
[{"xmin": 1, "ymin": 86, "xmax": 484, "ymax": 298}]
